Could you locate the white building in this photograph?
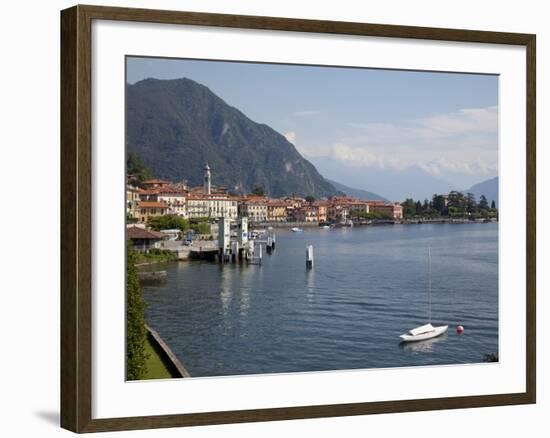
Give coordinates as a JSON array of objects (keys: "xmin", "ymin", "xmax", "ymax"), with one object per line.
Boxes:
[
  {"xmin": 157, "ymin": 191, "xmax": 187, "ymax": 218},
  {"xmin": 184, "ymin": 163, "xmax": 238, "ymax": 220},
  {"xmin": 187, "ymin": 194, "xmax": 238, "ymax": 219}
]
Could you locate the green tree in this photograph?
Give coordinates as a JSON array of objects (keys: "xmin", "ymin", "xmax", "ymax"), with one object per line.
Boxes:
[
  {"xmin": 148, "ymin": 215, "xmax": 189, "ymax": 232},
  {"xmin": 466, "ymin": 192, "xmax": 478, "ymax": 213},
  {"xmin": 369, "ymin": 211, "xmax": 391, "ymax": 220},
  {"xmin": 190, "ymin": 222, "xmax": 211, "ymax": 235},
  {"xmin": 432, "ymin": 194, "xmax": 447, "ymax": 215},
  {"xmin": 126, "ymin": 241, "xmax": 148, "ymax": 380},
  {"xmin": 251, "ymin": 186, "xmax": 266, "ymax": 196},
  {"xmin": 448, "ymin": 191, "xmax": 467, "ymax": 215},
  {"xmin": 479, "ymin": 195, "xmax": 489, "ymax": 210},
  {"xmin": 127, "ymin": 152, "xmax": 153, "ymax": 182},
  {"xmin": 448, "ymin": 206, "xmax": 460, "ymax": 217},
  {"xmin": 422, "ymin": 199, "xmax": 430, "ymax": 214},
  {"xmin": 401, "ymin": 198, "xmax": 416, "ymax": 217},
  {"xmin": 305, "ymin": 195, "xmax": 315, "ymax": 204},
  {"xmin": 491, "ymin": 200, "xmax": 496, "ymax": 209}
]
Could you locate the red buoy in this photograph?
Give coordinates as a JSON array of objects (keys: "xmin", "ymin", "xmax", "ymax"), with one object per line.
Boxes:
[{"xmin": 456, "ymin": 325, "xmax": 465, "ymax": 334}]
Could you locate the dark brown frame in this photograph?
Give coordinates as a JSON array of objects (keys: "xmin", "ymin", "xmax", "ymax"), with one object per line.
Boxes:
[{"xmin": 61, "ymin": 4, "xmax": 536, "ymax": 433}]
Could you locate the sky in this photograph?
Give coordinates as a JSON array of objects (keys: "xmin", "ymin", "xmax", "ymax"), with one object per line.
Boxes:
[{"xmin": 127, "ymin": 56, "xmax": 498, "ymax": 197}]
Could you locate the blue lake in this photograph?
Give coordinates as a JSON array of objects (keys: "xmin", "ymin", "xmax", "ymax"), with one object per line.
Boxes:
[{"xmin": 142, "ymin": 223, "xmax": 498, "ymax": 377}]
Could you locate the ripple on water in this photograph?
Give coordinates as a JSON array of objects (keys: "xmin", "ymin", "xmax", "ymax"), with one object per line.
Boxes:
[{"xmin": 142, "ymin": 223, "xmax": 499, "ymax": 377}]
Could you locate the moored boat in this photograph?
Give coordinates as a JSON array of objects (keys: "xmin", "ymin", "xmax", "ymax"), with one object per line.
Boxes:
[
  {"xmin": 399, "ymin": 323, "xmax": 448, "ymax": 343},
  {"xmin": 400, "ymin": 247, "xmax": 449, "ymax": 343}
]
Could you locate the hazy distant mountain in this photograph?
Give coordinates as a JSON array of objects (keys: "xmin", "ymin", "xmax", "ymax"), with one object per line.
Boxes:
[
  {"xmin": 126, "ymin": 78, "xmax": 338, "ymax": 198},
  {"xmin": 462, "ymin": 176, "xmax": 498, "ymax": 206},
  {"xmin": 311, "ymin": 158, "xmax": 454, "ymax": 202},
  {"xmin": 327, "ymin": 179, "xmax": 388, "ymax": 201}
]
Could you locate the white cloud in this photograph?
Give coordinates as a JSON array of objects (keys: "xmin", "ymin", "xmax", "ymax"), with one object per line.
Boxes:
[
  {"xmin": 412, "ymin": 106, "xmax": 498, "ymax": 138},
  {"xmin": 347, "ymin": 106, "xmax": 497, "ymax": 147},
  {"xmin": 292, "ymin": 110, "xmax": 321, "ymax": 117},
  {"xmin": 284, "ymin": 131, "xmax": 297, "ymax": 144},
  {"xmin": 295, "ymin": 106, "xmax": 498, "ymax": 179}
]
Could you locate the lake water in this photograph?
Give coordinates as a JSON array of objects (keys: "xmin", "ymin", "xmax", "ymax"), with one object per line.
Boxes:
[{"xmin": 142, "ymin": 223, "xmax": 498, "ymax": 377}]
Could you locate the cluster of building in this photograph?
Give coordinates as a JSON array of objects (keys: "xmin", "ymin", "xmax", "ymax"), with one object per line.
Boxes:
[{"xmin": 127, "ymin": 164, "xmax": 403, "ymax": 224}]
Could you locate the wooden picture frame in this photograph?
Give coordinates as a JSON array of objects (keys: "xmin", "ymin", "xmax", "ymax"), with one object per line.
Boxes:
[{"xmin": 60, "ymin": 4, "xmax": 536, "ymax": 433}]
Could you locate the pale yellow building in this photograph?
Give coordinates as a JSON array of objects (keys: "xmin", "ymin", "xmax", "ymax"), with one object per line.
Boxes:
[
  {"xmin": 126, "ymin": 185, "xmax": 141, "ymax": 220},
  {"xmin": 239, "ymin": 197, "xmax": 268, "ymax": 223},
  {"xmin": 267, "ymin": 200, "xmax": 287, "ymax": 222},
  {"xmin": 135, "ymin": 201, "xmax": 169, "ymax": 223}
]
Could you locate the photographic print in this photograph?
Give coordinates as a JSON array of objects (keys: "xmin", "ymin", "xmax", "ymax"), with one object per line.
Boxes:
[{"xmin": 125, "ymin": 56, "xmax": 499, "ymax": 381}]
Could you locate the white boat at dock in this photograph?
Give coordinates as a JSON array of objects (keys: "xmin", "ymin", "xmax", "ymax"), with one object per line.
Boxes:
[
  {"xmin": 291, "ymin": 227, "xmax": 304, "ymax": 232},
  {"xmin": 249, "ymin": 229, "xmax": 266, "ymax": 238},
  {"xmin": 337, "ymin": 219, "xmax": 353, "ymax": 227}
]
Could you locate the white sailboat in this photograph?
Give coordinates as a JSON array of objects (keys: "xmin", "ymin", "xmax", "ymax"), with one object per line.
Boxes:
[{"xmin": 400, "ymin": 247, "xmax": 448, "ymax": 343}]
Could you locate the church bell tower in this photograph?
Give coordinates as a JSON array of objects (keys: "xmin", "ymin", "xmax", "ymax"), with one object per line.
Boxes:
[{"xmin": 203, "ymin": 163, "xmax": 211, "ymax": 195}]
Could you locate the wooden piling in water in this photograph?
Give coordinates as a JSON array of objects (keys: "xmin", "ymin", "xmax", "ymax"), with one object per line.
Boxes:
[{"xmin": 306, "ymin": 245, "xmax": 314, "ymax": 269}]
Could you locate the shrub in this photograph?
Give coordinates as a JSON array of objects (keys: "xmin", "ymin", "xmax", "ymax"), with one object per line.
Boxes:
[
  {"xmin": 148, "ymin": 215, "xmax": 189, "ymax": 232},
  {"xmin": 190, "ymin": 222, "xmax": 211, "ymax": 235},
  {"xmin": 126, "ymin": 241, "xmax": 148, "ymax": 380}
]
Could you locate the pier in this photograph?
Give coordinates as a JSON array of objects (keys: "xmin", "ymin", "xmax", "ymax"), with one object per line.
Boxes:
[
  {"xmin": 306, "ymin": 245, "xmax": 314, "ymax": 269},
  {"xmin": 217, "ymin": 216, "xmax": 275, "ymax": 265},
  {"xmin": 189, "ymin": 247, "xmax": 218, "ymax": 261}
]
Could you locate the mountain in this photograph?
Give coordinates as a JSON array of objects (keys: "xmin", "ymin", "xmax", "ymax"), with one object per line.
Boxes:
[
  {"xmin": 462, "ymin": 176, "xmax": 498, "ymax": 206},
  {"xmin": 126, "ymin": 78, "xmax": 338, "ymax": 198},
  {"xmin": 327, "ymin": 179, "xmax": 388, "ymax": 201},
  {"xmin": 311, "ymin": 157, "xmax": 454, "ymax": 202}
]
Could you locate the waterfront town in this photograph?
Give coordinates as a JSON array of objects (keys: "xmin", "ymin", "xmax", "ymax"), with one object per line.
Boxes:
[
  {"xmin": 125, "ymin": 164, "xmax": 408, "ymax": 379},
  {"xmin": 127, "ymin": 163, "xmax": 403, "ymax": 228},
  {"xmin": 126, "ymin": 164, "xmax": 499, "ymax": 380}
]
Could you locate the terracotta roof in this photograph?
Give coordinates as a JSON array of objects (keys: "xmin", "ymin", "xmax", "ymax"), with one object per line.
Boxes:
[
  {"xmin": 157, "ymin": 189, "xmax": 187, "ymax": 196},
  {"xmin": 141, "ymin": 179, "xmax": 170, "ymax": 185},
  {"xmin": 138, "ymin": 189, "xmax": 160, "ymax": 195},
  {"xmin": 267, "ymin": 200, "xmax": 287, "ymax": 207},
  {"xmin": 242, "ymin": 199, "xmax": 268, "ymax": 205},
  {"xmin": 127, "ymin": 226, "xmax": 165, "ymax": 240},
  {"xmin": 371, "ymin": 203, "xmax": 402, "ymax": 208},
  {"xmin": 187, "ymin": 194, "xmax": 234, "ymax": 201},
  {"xmin": 137, "ymin": 201, "xmax": 169, "ymax": 208},
  {"xmin": 188, "ymin": 185, "xmax": 226, "ymax": 194}
]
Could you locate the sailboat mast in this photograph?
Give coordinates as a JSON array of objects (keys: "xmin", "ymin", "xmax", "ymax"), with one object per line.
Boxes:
[{"xmin": 428, "ymin": 246, "xmax": 432, "ymax": 323}]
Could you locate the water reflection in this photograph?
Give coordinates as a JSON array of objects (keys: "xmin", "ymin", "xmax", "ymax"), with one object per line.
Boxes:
[
  {"xmin": 238, "ymin": 270, "xmax": 251, "ymax": 317},
  {"xmin": 142, "ymin": 224, "xmax": 498, "ymax": 377},
  {"xmin": 219, "ymin": 265, "xmax": 233, "ymax": 314},
  {"xmin": 305, "ymin": 268, "xmax": 316, "ymax": 302},
  {"xmin": 399, "ymin": 333, "xmax": 449, "ymax": 353}
]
